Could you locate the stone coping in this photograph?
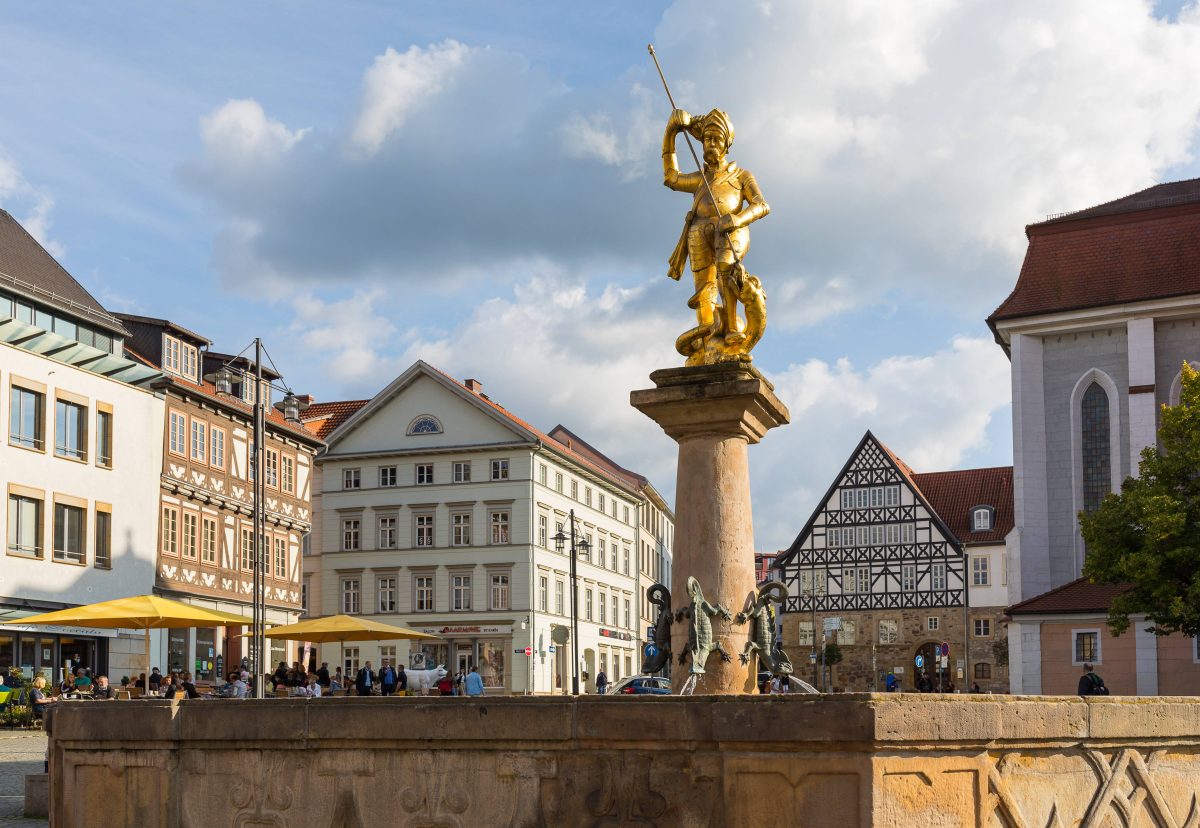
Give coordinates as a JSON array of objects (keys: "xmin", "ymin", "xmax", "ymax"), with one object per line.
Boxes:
[{"xmin": 48, "ymin": 694, "xmax": 1200, "ymax": 749}]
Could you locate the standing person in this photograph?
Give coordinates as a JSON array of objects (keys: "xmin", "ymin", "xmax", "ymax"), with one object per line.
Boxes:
[
  {"xmin": 1078, "ymin": 663, "xmax": 1109, "ymax": 696},
  {"xmin": 316, "ymin": 662, "xmax": 331, "ymax": 689},
  {"xmin": 454, "ymin": 668, "xmax": 465, "ymax": 697},
  {"xmin": 396, "ymin": 664, "xmax": 408, "ymax": 697},
  {"xmin": 355, "ymin": 661, "xmax": 376, "ymax": 696},
  {"xmin": 885, "ymin": 673, "xmax": 899, "ymax": 693},
  {"xmin": 463, "ymin": 666, "xmax": 485, "ymax": 697},
  {"xmin": 595, "ymin": 669, "xmax": 609, "ymax": 695},
  {"xmin": 379, "ymin": 660, "xmax": 397, "ymax": 697}
]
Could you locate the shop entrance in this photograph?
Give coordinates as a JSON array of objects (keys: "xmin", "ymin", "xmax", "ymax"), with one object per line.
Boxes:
[
  {"xmin": 914, "ymin": 642, "xmax": 950, "ymax": 691},
  {"xmin": 456, "ymin": 647, "xmax": 473, "ymax": 677}
]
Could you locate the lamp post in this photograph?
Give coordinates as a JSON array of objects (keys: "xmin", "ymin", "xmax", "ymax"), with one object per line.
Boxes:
[
  {"xmin": 552, "ymin": 510, "xmax": 590, "ymax": 695},
  {"xmin": 210, "ymin": 338, "xmax": 308, "ymax": 699}
]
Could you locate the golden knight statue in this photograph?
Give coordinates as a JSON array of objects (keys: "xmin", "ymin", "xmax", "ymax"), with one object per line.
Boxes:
[{"xmin": 663, "ymin": 107, "xmax": 769, "ymax": 366}]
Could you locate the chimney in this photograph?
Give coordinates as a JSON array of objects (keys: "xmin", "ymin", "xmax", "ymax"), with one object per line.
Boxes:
[
  {"xmin": 297, "ymin": 394, "xmax": 315, "ymax": 406},
  {"xmin": 464, "ymin": 378, "xmax": 483, "ymax": 394}
]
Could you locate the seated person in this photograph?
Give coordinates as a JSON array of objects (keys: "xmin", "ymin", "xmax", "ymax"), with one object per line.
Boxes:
[
  {"xmin": 160, "ymin": 675, "xmax": 179, "ymax": 699},
  {"xmin": 72, "ymin": 668, "xmax": 93, "ymax": 693},
  {"xmin": 179, "ymin": 672, "xmax": 201, "ymax": 699},
  {"xmin": 224, "ymin": 671, "xmax": 248, "ymax": 698},
  {"xmin": 30, "ymin": 677, "xmax": 55, "ymax": 716},
  {"xmin": 91, "ymin": 675, "xmax": 119, "ymax": 700}
]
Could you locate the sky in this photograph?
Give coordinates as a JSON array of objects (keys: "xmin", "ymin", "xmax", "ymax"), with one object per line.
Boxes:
[{"xmin": 3, "ymin": 0, "xmax": 1200, "ymax": 551}]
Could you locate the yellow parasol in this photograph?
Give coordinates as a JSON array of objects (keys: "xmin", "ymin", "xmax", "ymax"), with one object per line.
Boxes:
[
  {"xmin": 2, "ymin": 595, "xmax": 250, "ymax": 692},
  {"xmin": 262, "ymin": 614, "xmax": 440, "ymax": 680}
]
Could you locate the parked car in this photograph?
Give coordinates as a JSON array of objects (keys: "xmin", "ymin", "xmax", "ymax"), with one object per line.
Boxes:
[{"xmin": 608, "ymin": 675, "xmax": 671, "ymax": 695}]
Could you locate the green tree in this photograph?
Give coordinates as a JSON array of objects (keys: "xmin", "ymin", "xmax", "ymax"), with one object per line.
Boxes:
[
  {"xmin": 821, "ymin": 641, "xmax": 844, "ymax": 667},
  {"xmin": 1081, "ymin": 362, "xmax": 1200, "ymax": 637}
]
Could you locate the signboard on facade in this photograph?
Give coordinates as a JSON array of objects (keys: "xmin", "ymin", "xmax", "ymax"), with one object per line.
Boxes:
[
  {"xmin": 413, "ymin": 625, "xmax": 512, "ymax": 636},
  {"xmin": 822, "ymin": 617, "xmax": 842, "ymax": 632},
  {"xmin": 2, "ymin": 623, "xmax": 121, "ymax": 638},
  {"xmin": 598, "ymin": 628, "xmax": 632, "ymax": 641}
]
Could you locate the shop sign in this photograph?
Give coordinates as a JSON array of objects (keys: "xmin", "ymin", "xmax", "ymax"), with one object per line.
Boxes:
[
  {"xmin": 598, "ymin": 628, "xmax": 632, "ymax": 641},
  {"xmin": 416, "ymin": 624, "xmax": 511, "ymax": 636},
  {"xmin": 2, "ymin": 623, "xmax": 121, "ymax": 638}
]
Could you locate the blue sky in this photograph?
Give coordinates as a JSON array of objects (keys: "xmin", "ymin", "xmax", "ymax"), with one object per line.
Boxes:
[{"xmin": 3, "ymin": 0, "xmax": 1200, "ymax": 549}]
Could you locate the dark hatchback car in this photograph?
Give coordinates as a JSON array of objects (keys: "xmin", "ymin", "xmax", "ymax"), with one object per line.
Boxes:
[{"xmin": 608, "ymin": 676, "xmax": 671, "ymax": 695}]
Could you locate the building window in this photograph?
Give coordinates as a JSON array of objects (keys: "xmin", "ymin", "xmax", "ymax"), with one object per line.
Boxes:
[
  {"xmin": 274, "ymin": 536, "xmax": 287, "ymax": 578},
  {"xmin": 972, "ymin": 507, "xmax": 992, "ymax": 531},
  {"xmin": 53, "ymin": 502, "xmax": 86, "ymax": 564},
  {"xmin": 168, "ymin": 411, "xmax": 185, "ymax": 455},
  {"xmin": 240, "ymin": 526, "xmax": 252, "ymax": 571},
  {"xmin": 870, "ymin": 525, "xmax": 883, "ymax": 545},
  {"xmin": 407, "ymin": 415, "xmax": 442, "ymax": 435},
  {"xmin": 879, "ymin": 620, "xmax": 899, "ymax": 644},
  {"xmin": 539, "ymin": 464, "xmax": 547, "ymax": 485},
  {"xmin": 840, "ymin": 619, "xmax": 857, "ymax": 645},
  {"xmin": 623, "ymin": 547, "xmax": 630, "ymax": 575},
  {"xmin": 538, "ymin": 514, "xmax": 548, "ymax": 547},
  {"xmin": 870, "ymin": 487, "xmax": 884, "ymax": 508},
  {"xmin": 580, "ymin": 534, "xmax": 592, "ymax": 563},
  {"xmin": 343, "ymin": 647, "xmax": 360, "ymax": 675},
  {"xmin": 414, "ymin": 514, "xmax": 433, "ymax": 547},
  {"xmin": 490, "ymin": 574, "xmax": 510, "ymax": 610},
  {"xmin": 974, "ymin": 663, "xmax": 992, "ymax": 680},
  {"xmin": 264, "ymin": 448, "xmax": 279, "ymax": 488},
  {"xmin": 378, "ymin": 516, "xmax": 397, "ymax": 549},
  {"xmin": 190, "ymin": 420, "xmax": 206, "ymax": 462},
  {"xmin": 181, "ymin": 512, "xmax": 198, "ymax": 559},
  {"xmin": 416, "ymin": 464, "xmax": 434, "ymax": 485},
  {"xmin": 798, "ymin": 621, "xmax": 814, "ymax": 646},
  {"xmin": 624, "ymin": 598, "xmax": 631, "ymax": 629},
  {"xmin": 210, "ymin": 427, "xmax": 226, "ymax": 469},
  {"xmin": 452, "ymin": 513, "xmax": 472, "ymax": 546},
  {"xmin": 885, "ymin": 485, "xmax": 900, "ymax": 507},
  {"xmin": 341, "ymin": 578, "xmax": 361, "ymax": 614},
  {"xmin": 490, "ymin": 511, "xmax": 510, "ymax": 545},
  {"xmin": 7, "ymin": 493, "xmax": 43, "ymax": 557},
  {"xmin": 96, "ymin": 410, "xmax": 113, "ymax": 468},
  {"xmin": 1081, "ymin": 382, "xmax": 1111, "ymax": 514},
  {"xmin": 555, "ymin": 580, "xmax": 564, "ymax": 615},
  {"xmin": 378, "ymin": 577, "xmax": 397, "ymax": 613},
  {"xmin": 491, "ymin": 459, "xmax": 509, "ymax": 481},
  {"xmin": 611, "ymin": 542, "xmax": 618, "ymax": 571},
  {"xmin": 570, "ymin": 480, "xmax": 578, "ymax": 500},
  {"xmin": 414, "ymin": 575, "xmax": 434, "ymax": 612},
  {"xmin": 163, "ymin": 335, "xmax": 181, "ymax": 374},
  {"xmin": 598, "ymin": 591, "xmax": 607, "ymax": 623},
  {"xmin": 585, "ymin": 589, "xmax": 593, "ymax": 621},
  {"xmin": 597, "ymin": 493, "xmax": 605, "ymax": 513},
  {"xmin": 281, "ymin": 455, "xmax": 294, "ymax": 493},
  {"xmin": 9, "ymin": 386, "xmax": 45, "ymax": 451},
  {"xmin": 452, "ymin": 574, "xmax": 472, "ymax": 611},
  {"xmin": 842, "ymin": 568, "xmax": 857, "ymax": 594},
  {"xmin": 379, "ymin": 466, "xmax": 397, "ymax": 488},
  {"xmin": 302, "ymin": 579, "xmax": 309, "ymax": 614},
  {"xmin": 799, "ymin": 570, "xmax": 827, "ymax": 596},
  {"xmin": 161, "ymin": 506, "xmax": 179, "ymax": 556},
  {"xmin": 972, "ymin": 556, "xmax": 990, "ymax": 586},
  {"xmin": 453, "ymin": 462, "xmax": 471, "ymax": 483},
  {"xmin": 624, "ymin": 505, "xmax": 630, "ymax": 524},
  {"xmin": 343, "ymin": 468, "xmax": 361, "ymax": 490},
  {"xmin": 538, "ymin": 576, "xmax": 548, "ymax": 611},
  {"xmin": 840, "ymin": 490, "xmax": 853, "ymax": 510},
  {"xmin": 931, "ymin": 562, "xmax": 947, "ymax": 591},
  {"xmin": 201, "ymin": 517, "xmax": 217, "ymax": 564},
  {"xmin": 926, "ymin": 616, "xmax": 939, "ymax": 632},
  {"xmin": 94, "ymin": 509, "xmax": 112, "ymax": 569},
  {"xmin": 1074, "ymin": 630, "xmax": 1100, "ymax": 663},
  {"xmin": 55, "ymin": 399, "xmax": 87, "ymax": 460},
  {"xmin": 902, "ymin": 523, "xmax": 914, "ymax": 544},
  {"xmin": 555, "ymin": 472, "xmax": 563, "ymax": 493},
  {"xmin": 974, "ymin": 618, "xmax": 992, "ymax": 638},
  {"xmin": 584, "ymin": 487, "xmax": 592, "ymax": 507},
  {"xmin": 342, "ymin": 519, "xmax": 360, "ymax": 551}
]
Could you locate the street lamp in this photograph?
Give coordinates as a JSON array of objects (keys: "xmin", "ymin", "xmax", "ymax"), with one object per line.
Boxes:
[
  {"xmin": 552, "ymin": 509, "xmax": 590, "ymax": 695},
  {"xmin": 209, "ymin": 338, "xmax": 309, "ymax": 699}
]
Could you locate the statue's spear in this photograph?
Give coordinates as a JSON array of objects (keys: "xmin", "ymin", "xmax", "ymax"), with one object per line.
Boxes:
[{"xmin": 647, "ymin": 44, "xmax": 744, "ymax": 272}]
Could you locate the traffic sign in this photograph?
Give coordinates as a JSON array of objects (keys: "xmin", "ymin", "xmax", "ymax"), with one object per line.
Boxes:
[
  {"xmin": 939, "ymin": 656, "xmax": 948, "ymax": 668},
  {"xmin": 647, "ymin": 626, "xmax": 656, "ymax": 641},
  {"xmin": 914, "ymin": 655, "xmax": 924, "ymax": 668},
  {"xmin": 548, "ymin": 645, "xmax": 556, "ymax": 653},
  {"xmin": 644, "ymin": 644, "xmax": 658, "ymax": 659},
  {"xmin": 525, "ymin": 646, "xmax": 533, "ymax": 656},
  {"xmin": 939, "ymin": 642, "xmax": 950, "ymax": 656},
  {"xmin": 809, "ymin": 652, "xmax": 817, "ymax": 664}
]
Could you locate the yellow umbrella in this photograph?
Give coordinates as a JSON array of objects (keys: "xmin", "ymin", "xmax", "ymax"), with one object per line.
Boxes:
[
  {"xmin": 263, "ymin": 614, "xmax": 440, "ymax": 683},
  {"xmin": 2, "ymin": 595, "xmax": 251, "ymax": 693}
]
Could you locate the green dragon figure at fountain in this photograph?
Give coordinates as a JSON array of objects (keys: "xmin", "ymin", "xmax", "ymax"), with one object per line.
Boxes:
[
  {"xmin": 675, "ymin": 576, "xmax": 732, "ymax": 674},
  {"xmin": 735, "ymin": 581, "xmax": 792, "ymax": 677},
  {"xmin": 640, "ymin": 584, "xmax": 672, "ymax": 674}
]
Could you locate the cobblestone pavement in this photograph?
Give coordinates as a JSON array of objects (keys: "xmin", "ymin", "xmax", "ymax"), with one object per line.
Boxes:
[{"xmin": 0, "ymin": 732, "xmax": 47, "ymax": 826}]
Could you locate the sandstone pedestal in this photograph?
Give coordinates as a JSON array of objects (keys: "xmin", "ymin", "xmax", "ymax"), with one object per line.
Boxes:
[{"xmin": 631, "ymin": 363, "xmax": 789, "ymax": 694}]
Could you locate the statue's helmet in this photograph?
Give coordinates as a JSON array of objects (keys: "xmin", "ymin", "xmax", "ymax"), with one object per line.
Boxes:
[{"xmin": 695, "ymin": 109, "xmax": 734, "ymax": 150}]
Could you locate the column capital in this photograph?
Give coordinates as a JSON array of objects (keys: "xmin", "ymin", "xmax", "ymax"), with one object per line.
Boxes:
[{"xmin": 630, "ymin": 364, "xmax": 790, "ymax": 443}]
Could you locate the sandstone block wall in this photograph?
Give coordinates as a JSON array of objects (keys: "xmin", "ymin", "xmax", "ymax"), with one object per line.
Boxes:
[{"xmin": 47, "ymin": 695, "xmax": 1200, "ymax": 827}]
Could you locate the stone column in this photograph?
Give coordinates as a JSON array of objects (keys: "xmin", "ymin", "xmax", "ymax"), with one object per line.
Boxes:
[{"xmin": 631, "ymin": 364, "xmax": 789, "ymax": 694}]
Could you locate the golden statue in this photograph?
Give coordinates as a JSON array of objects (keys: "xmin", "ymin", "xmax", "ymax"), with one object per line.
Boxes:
[{"xmin": 662, "ymin": 107, "xmax": 770, "ymax": 366}]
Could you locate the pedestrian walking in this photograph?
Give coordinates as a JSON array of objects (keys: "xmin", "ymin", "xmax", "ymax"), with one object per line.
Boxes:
[
  {"xmin": 355, "ymin": 661, "xmax": 377, "ymax": 696},
  {"xmin": 596, "ymin": 670, "xmax": 608, "ymax": 695},
  {"xmin": 1077, "ymin": 663, "xmax": 1109, "ymax": 696}
]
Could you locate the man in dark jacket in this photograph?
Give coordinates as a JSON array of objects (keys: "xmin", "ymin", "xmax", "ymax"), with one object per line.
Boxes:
[
  {"xmin": 355, "ymin": 661, "xmax": 377, "ymax": 696},
  {"xmin": 396, "ymin": 665, "xmax": 408, "ymax": 695},
  {"xmin": 316, "ymin": 663, "xmax": 331, "ymax": 688},
  {"xmin": 379, "ymin": 660, "xmax": 397, "ymax": 696},
  {"xmin": 1077, "ymin": 663, "xmax": 1108, "ymax": 696}
]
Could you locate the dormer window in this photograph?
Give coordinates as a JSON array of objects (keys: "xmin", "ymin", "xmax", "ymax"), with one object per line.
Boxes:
[
  {"xmin": 163, "ymin": 335, "xmax": 198, "ymax": 381},
  {"xmin": 971, "ymin": 506, "xmax": 994, "ymax": 532},
  {"xmin": 408, "ymin": 415, "xmax": 443, "ymax": 435}
]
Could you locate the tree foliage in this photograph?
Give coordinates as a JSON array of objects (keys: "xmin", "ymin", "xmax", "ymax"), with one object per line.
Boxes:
[
  {"xmin": 1081, "ymin": 363, "xmax": 1200, "ymax": 637},
  {"xmin": 821, "ymin": 641, "xmax": 844, "ymax": 667}
]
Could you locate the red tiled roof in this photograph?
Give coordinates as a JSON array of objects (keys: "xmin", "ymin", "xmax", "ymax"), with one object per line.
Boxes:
[
  {"xmin": 912, "ymin": 466, "xmax": 1014, "ymax": 545},
  {"xmin": 546, "ymin": 424, "xmax": 648, "ymax": 491},
  {"xmin": 302, "ymin": 400, "xmax": 368, "ymax": 440},
  {"xmin": 988, "ymin": 182, "xmax": 1200, "ymax": 326},
  {"xmin": 1007, "ymin": 577, "xmax": 1131, "ymax": 616},
  {"xmin": 159, "ymin": 373, "xmax": 324, "ymax": 445}
]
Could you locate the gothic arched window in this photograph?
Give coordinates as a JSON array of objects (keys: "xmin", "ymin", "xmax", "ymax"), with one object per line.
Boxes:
[{"xmin": 1081, "ymin": 382, "xmax": 1110, "ymax": 513}]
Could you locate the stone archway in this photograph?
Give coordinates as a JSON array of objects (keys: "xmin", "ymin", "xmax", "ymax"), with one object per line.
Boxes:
[{"xmin": 913, "ymin": 641, "xmax": 942, "ymax": 691}]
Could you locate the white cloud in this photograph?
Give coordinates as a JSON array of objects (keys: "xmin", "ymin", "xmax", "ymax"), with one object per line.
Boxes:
[
  {"xmin": 199, "ymin": 99, "xmax": 307, "ymax": 173},
  {"xmin": 0, "ymin": 149, "xmax": 64, "ymax": 258}
]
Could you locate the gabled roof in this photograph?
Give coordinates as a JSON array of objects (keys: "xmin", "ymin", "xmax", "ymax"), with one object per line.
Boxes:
[
  {"xmin": 115, "ymin": 313, "xmax": 211, "ymax": 348},
  {"xmin": 302, "ymin": 400, "xmax": 368, "ymax": 440},
  {"xmin": 150, "ymin": 370, "xmax": 324, "ymax": 446},
  {"xmin": 0, "ymin": 209, "xmax": 129, "ymax": 337},
  {"xmin": 547, "ymin": 424, "xmax": 648, "ymax": 490},
  {"xmin": 773, "ymin": 430, "xmax": 965, "ymax": 569},
  {"xmin": 912, "ymin": 466, "xmax": 1014, "ymax": 545},
  {"xmin": 987, "ymin": 179, "xmax": 1200, "ymax": 335},
  {"xmin": 320, "ymin": 361, "xmax": 642, "ymax": 497},
  {"xmin": 1007, "ymin": 577, "xmax": 1131, "ymax": 616}
]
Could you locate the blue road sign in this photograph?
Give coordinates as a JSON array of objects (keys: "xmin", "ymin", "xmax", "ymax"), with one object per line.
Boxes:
[
  {"xmin": 644, "ymin": 644, "xmax": 658, "ymax": 659},
  {"xmin": 915, "ymin": 654, "xmax": 924, "ymax": 668}
]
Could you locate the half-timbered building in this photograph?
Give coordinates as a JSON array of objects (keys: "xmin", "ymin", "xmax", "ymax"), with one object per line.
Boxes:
[{"xmin": 774, "ymin": 431, "xmax": 1012, "ymax": 692}]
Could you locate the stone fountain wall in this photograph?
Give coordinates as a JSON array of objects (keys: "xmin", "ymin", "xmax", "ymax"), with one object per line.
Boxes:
[{"xmin": 46, "ymin": 694, "xmax": 1200, "ymax": 826}]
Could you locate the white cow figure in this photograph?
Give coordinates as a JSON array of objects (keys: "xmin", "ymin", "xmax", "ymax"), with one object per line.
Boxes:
[{"xmin": 407, "ymin": 665, "xmax": 448, "ymax": 695}]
